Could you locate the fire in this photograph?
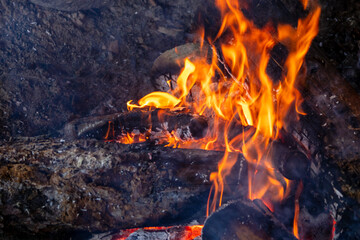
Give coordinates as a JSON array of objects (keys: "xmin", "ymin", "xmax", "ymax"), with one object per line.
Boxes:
[
  {"xmin": 113, "ymin": 225, "xmax": 203, "ymax": 240},
  {"xmin": 293, "ymin": 181, "xmax": 304, "ymax": 239},
  {"xmin": 120, "ymin": 0, "xmax": 320, "ymax": 237}
]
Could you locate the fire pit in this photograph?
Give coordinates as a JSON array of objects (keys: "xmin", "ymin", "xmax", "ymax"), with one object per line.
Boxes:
[{"xmin": 0, "ymin": 0, "xmax": 359, "ymax": 239}]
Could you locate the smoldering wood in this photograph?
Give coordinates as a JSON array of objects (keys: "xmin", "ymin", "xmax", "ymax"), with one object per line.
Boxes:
[
  {"xmin": 124, "ymin": 226, "xmax": 202, "ymax": 240},
  {"xmin": 63, "ymin": 109, "xmax": 208, "ymax": 141},
  {"xmin": 202, "ymin": 199, "xmax": 297, "ymax": 240},
  {"xmin": 0, "ymin": 138, "xmax": 246, "ymax": 237},
  {"xmin": 88, "ymin": 225, "xmax": 202, "ymax": 240}
]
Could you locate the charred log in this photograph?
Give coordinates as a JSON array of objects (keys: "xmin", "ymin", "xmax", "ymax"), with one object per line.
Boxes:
[
  {"xmin": 0, "ymin": 138, "xmax": 244, "ymax": 237},
  {"xmin": 63, "ymin": 109, "xmax": 208, "ymax": 141},
  {"xmin": 202, "ymin": 199, "xmax": 297, "ymax": 240}
]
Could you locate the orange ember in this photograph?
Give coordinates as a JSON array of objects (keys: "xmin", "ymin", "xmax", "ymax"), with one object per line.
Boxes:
[
  {"xmin": 113, "ymin": 225, "xmax": 203, "ymax": 240},
  {"xmin": 120, "ymin": 0, "xmax": 320, "ymax": 238}
]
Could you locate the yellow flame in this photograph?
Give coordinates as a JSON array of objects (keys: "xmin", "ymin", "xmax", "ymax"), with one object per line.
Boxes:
[{"xmin": 122, "ymin": 0, "xmax": 321, "ymax": 220}]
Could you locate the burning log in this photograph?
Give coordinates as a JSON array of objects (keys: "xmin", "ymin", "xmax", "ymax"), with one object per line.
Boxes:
[
  {"xmin": 202, "ymin": 199, "xmax": 297, "ymax": 240},
  {"xmin": 149, "ymin": 38, "xmax": 360, "ymax": 172},
  {"xmin": 0, "ymin": 137, "xmax": 243, "ymax": 237},
  {"xmin": 108, "ymin": 225, "xmax": 203, "ymax": 240},
  {"xmin": 63, "ymin": 109, "xmax": 208, "ymax": 141}
]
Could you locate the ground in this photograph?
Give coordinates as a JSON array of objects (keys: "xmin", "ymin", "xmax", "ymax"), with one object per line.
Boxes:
[{"xmin": 0, "ymin": 0, "xmax": 205, "ymax": 138}]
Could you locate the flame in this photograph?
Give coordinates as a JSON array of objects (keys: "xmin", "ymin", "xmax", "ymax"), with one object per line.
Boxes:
[
  {"xmin": 117, "ymin": 132, "xmax": 147, "ymax": 144},
  {"xmin": 293, "ymin": 181, "xmax": 304, "ymax": 239},
  {"xmin": 331, "ymin": 219, "xmax": 336, "ymax": 239},
  {"xmin": 124, "ymin": 0, "xmax": 320, "ymax": 225}
]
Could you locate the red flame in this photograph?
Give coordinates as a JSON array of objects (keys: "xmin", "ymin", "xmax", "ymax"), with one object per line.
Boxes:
[{"xmin": 293, "ymin": 181, "xmax": 304, "ymax": 239}]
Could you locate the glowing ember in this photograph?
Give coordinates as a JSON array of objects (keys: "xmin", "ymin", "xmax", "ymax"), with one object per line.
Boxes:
[
  {"xmin": 116, "ymin": 0, "xmax": 321, "ymax": 238},
  {"xmin": 112, "ymin": 225, "xmax": 203, "ymax": 240},
  {"xmin": 332, "ymin": 219, "xmax": 337, "ymax": 239}
]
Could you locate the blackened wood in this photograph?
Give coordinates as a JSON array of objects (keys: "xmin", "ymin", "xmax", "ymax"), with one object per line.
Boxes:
[
  {"xmin": 63, "ymin": 109, "xmax": 208, "ymax": 141},
  {"xmin": 303, "ymin": 58, "xmax": 360, "ymax": 203},
  {"xmin": 298, "ymin": 207, "xmax": 334, "ymax": 240},
  {"xmin": 304, "ymin": 58, "xmax": 360, "ymax": 161},
  {"xmin": 0, "ymin": 138, "xmax": 244, "ymax": 237},
  {"xmin": 202, "ymin": 199, "xmax": 296, "ymax": 240},
  {"xmin": 271, "ymin": 141, "xmax": 310, "ymax": 180}
]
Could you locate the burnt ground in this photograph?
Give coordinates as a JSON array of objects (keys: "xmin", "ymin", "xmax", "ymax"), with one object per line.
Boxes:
[
  {"xmin": 0, "ymin": 0, "xmax": 206, "ymax": 138},
  {"xmin": 317, "ymin": 0, "xmax": 360, "ymax": 89}
]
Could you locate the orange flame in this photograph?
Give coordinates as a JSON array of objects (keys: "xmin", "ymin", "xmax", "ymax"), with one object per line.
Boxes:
[
  {"xmin": 117, "ymin": 132, "xmax": 147, "ymax": 144},
  {"xmin": 125, "ymin": 0, "xmax": 320, "ymax": 221},
  {"xmin": 293, "ymin": 181, "xmax": 303, "ymax": 239}
]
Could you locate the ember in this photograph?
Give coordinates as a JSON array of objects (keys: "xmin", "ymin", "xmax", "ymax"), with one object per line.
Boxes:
[{"xmin": 112, "ymin": 225, "xmax": 203, "ymax": 240}]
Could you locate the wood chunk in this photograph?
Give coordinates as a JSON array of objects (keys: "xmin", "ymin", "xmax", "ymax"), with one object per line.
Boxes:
[
  {"xmin": 202, "ymin": 199, "xmax": 296, "ymax": 240},
  {"xmin": 271, "ymin": 140, "xmax": 310, "ymax": 180},
  {"xmin": 63, "ymin": 109, "xmax": 209, "ymax": 141},
  {"xmin": 0, "ymin": 138, "xmax": 245, "ymax": 237}
]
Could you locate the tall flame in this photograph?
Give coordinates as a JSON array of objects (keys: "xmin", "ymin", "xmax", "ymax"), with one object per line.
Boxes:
[{"xmin": 125, "ymin": 0, "xmax": 320, "ymax": 225}]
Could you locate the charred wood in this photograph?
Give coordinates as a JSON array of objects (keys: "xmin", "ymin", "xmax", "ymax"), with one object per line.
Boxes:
[
  {"xmin": 270, "ymin": 141, "xmax": 310, "ymax": 180},
  {"xmin": 63, "ymin": 109, "xmax": 208, "ymax": 141},
  {"xmin": 0, "ymin": 138, "xmax": 243, "ymax": 237},
  {"xmin": 303, "ymin": 57, "xmax": 360, "ymax": 203},
  {"xmin": 202, "ymin": 199, "xmax": 297, "ymax": 240}
]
